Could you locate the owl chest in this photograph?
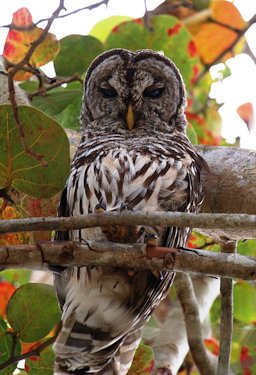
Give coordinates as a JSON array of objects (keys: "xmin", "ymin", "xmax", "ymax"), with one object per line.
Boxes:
[{"xmin": 68, "ymin": 148, "xmax": 190, "ymax": 217}]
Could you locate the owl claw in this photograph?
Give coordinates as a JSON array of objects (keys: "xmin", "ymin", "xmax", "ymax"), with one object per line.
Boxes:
[
  {"xmin": 145, "ymin": 233, "xmax": 159, "ymax": 247},
  {"xmin": 120, "ymin": 203, "xmax": 128, "ymax": 211},
  {"xmin": 94, "ymin": 204, "xmax": 106, "ymax": 213}
]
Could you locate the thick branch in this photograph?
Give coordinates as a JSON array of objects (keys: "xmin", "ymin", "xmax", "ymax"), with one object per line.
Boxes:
[{"xmin": 0, "ymin": 241, "xmax": 255, "ymax": 280}]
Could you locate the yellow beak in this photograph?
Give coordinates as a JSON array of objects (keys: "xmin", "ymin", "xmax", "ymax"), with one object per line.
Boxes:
[{"xmin": 126, "ymin": 104, "xmax": 135, "ymax": 131}]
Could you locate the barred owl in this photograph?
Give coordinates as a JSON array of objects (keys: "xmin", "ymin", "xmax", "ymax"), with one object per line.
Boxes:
[{"xmin": 53, "ymin": 49, "xmax": 206, "ymax": 374}]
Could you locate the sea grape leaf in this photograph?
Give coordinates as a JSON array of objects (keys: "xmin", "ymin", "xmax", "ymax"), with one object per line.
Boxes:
[
  {"xmin": 89, "ymin": 15, "xmax": 133, "ymax": 42},
  {"xmin": 30, "ymin": 89, "xmax": 82, "ymax": 117},
  {"xmin": 3, "ymin": 8, "xmax": 59, "ymax": 81},
  {"xmin": 7, "ymin": 283, "xmax": 60, "ymax": 342},
  {"xmin": 194, "ymin": 23, "xmax": 237, "ymax": 64},
  {"xmin": 0, "ymin": 105, "xmax": 70, "ymax": 198},
  {"xmin": 55, "ymin": 96, "xmax": 82, "ymax": 130},
  {"xmin": 0, "ymin": 282, "xmax": 16, "ymax": 318},
  {"xmin": 105, "ymin": 15, "xmax": 202, "ymax": 88},
  {"xmin": 0, "ymin": 333, "xmax": 21, "ymax": 374},
  {"xmin": 211, "ymin": 0, "xmax": 246, "ymax": 30},
  {"xmin": 54, "ymin": 35, "xmax": 104, "ymax": 77}
]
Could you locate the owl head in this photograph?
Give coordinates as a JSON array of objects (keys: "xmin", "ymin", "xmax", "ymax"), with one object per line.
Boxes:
[{"xmin": 80, "ymin": 49, "xmax": 187, "ymax": 136}]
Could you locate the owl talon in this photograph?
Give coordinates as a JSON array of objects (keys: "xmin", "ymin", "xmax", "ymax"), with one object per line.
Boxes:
[
  {"xmin": 94, "ymin": 204, "xmax": 106, "ymax": 213},
  {"xmin": 145, "ymin": 233, "xmax": 159, "ymax": 247}
]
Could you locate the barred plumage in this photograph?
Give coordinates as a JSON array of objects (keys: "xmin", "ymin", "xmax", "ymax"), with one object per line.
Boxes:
[{"xmin": 53, "ymin": 49, "xmax": 207, "ymax": 374}]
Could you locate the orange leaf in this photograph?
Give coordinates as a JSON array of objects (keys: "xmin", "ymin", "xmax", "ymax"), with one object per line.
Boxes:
[
  {"xmin": 237, "ymin": 102, "xmax": 254, "ymax": 131},
  {"xmin": 205, "ymin": 337, "xmax": 219, "ymax": 356},
  {"xmin": 194, "ymin": 23, "xmax": 237, "ymax": 64},
  {"xmin": 0, "ymin": 281, "xmax": 16, "ymax": 317},
  {"xmin": 211, "ymin": 0, "xmax": 246, "ymax": 30},
  {"xmin": 3, "ymin": 8, "xmax": 59, "ymax": 81}
]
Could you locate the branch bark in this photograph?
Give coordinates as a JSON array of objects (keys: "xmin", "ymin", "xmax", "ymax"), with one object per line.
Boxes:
[
  {"xmin": 1, "ymin": 211, "xmax": 256, "ymax": 238},
  {"xmin": 175, "ymin": 273, "xmax": 216, "ymax": 375},
  {"xmin": 0, "ymin": 241, "xmax": 255, "ymax": 280},
  {"xmin": 217, "ymin": 241, "xmax": 236, "ymax": 375}
]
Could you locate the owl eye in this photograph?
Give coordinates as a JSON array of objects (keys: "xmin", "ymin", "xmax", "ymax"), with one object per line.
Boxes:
[
  {"xmin": 143, "ymin": 87, "xmax": 165, "ymax": 99},
  {"xmin": 100, "ymin": 87, "xmax": 118, "ymax": 98}
]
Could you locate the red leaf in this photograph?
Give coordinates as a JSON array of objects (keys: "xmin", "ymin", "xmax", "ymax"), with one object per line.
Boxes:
[
  {"xmin": 237, "ymin": 102, "xmax": 254, "ymax": 131},
  {"xmin": 0, "ymin": 281, "xmax": 16, "ymax": 318}
]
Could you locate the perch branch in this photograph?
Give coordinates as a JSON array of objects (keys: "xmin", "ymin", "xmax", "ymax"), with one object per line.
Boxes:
[
  {"xmin": 0, "ymin": 241, "xmax": 255, "ymax": 280},
  {"xmin": 1, "ymin": 211, "xmax": 256, "ymax": 235},
  {"xmin": 217, "ymin": 241, "xmax": 236, "ymax": 375},
  {"xmin": 175, "ymin": 273, "xmax": 216, "ymax": 375}
]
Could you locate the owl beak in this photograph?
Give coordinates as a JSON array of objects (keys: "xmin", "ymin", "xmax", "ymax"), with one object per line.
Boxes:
[{"xmin": 126, "ymin": 104, "xmax": 135, "ymax": 131}]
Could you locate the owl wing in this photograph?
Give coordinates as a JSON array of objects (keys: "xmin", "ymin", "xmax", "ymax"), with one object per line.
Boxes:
[{"xmin": 53, "ymin": 145, "xmax": 205, "ymax": 374}]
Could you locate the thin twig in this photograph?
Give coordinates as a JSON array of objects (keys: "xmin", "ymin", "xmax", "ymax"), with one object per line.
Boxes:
[
  {"xmin": 175, "ymin": 273, "xmax": 216, "ymax": 375},
  {"xmin": 217, "ymin": 240, "xmax": 237, "ymax": 375},
  {"xmin": 0, "ymin": 240, "xmax": 255, "ymax": 280},
  {"xmin": 7, "ymin": 0, "xmax": 65, "ymax": 165},
  {"xmin": 28, "ymin": 74, "xmax": 83, "ymax": 99},
  {"xmin": 0, "ymin": 331, "xmax": 59, "ymax": 371},
  {"xmin": 0, "ymin": 0, "xmax": 109, "ymax": 30}
]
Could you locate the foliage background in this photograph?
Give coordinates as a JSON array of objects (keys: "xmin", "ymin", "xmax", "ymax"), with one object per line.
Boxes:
[{"xmin": 0, "ymin": 1, "xmax": 255, "ymax": 374}]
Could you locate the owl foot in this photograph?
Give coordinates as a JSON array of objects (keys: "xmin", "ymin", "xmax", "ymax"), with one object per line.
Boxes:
[
  {"xmin": 94, "ymin": 203, "xmax": 106, "ymax": 213},
  {"xmin": 145, "ymin": 233, "xmax": 159, "ymax": 247},
  {"xmin": 145, "ymin": 234, "xmax": 161, "ymax": 279}
]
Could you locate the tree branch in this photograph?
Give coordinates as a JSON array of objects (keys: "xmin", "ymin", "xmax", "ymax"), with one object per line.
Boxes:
[
  {"xmin": 1, "ymin": 211, "xmax": 256, "ymax": 237},
  {"xmin": 217, "ymin": 241, "xmax": 236, "ymax": 375},
  {"xmin": 0, "ymin": 241, "xmax": 255, "ymax": 280},
  {"xmin": 0, "ymin": 0, "xmax": 109, "ymax": 30},
  {"xmin": 28, "ymin": 74, "xmax": 83, "ymax": 99},
  {"xmin": 175, "ymin": 273, "xmax": 216, "ymax": 375}
]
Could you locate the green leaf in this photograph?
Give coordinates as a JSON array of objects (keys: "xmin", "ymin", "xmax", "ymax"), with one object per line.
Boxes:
[
  {"xmin": 128, "ymin": 344, "xmax": 154, "ymax": 374},
  {"xmin": 55, "ymin": 96, "xmax": 82, "ymax": 130},
  {"xmin": 54, "ymin": 35, "xmax": 104, "ymax": 77},
  {"xmin": 0, "ymin": 270, "xmax": 31, "ymax": 286},
  {"xmin": 186, "ymin": 123, "xmax": 198, "ymax": 144},
  {"xmin": 0, "ymin": 105, "xmax": 70, "ymax": 198},
  {"xmin": 30, "ymin": 89, "xmax": 82, "ymax": 117},
  {"xmin": 0, "ymin": 333, "xmax": 21, "ymax": 375},
  {"xmin": 105, "ymin": 15, "xmax": 202, "ymax": 87},
  {"xmin": 0, "ymin": 318, "xmax": 7, "ymax": 334},
  {"xmin": 238, "ymin": 239, "xmax": 256, "ymax": 257},
  {"xmin": 234, "ymin": 282, "xmax": 256, "ymax": 323},
  {"xmin": 7, "ymin": 283, "xmax": 61, "ymax": 342},
  {"xmin": 89, "ymin": 15, "xmax": 133, "ymax": 42},
  {"xmin": 25, "ymin": 345, "xmax": 54, "ymax": 374}
]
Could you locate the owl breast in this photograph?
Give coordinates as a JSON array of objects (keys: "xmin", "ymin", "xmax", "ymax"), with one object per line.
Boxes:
[{"xmin": 67, "ymin": 136, "xmax": 191, "ymax": 244}]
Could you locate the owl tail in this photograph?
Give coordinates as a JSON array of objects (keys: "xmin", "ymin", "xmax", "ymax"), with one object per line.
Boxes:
[{"xmin": 53, "ymin": 327, "xmax": 142, "ymax": 375}]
